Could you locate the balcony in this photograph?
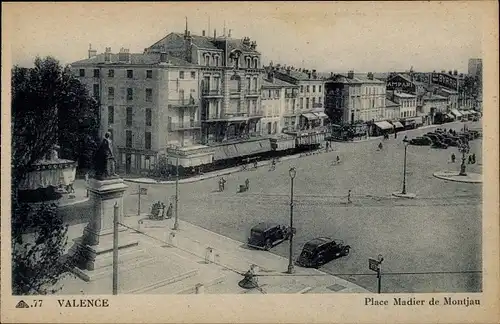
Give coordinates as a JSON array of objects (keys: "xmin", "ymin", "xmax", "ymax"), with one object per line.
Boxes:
[
  {"xmin": 202, "ymin": 89, "xmax": 223, "ymax": 98},
  {"xmin": 169, "ymin": 99, "xmax": 198, "ymax": 108},
  {"xmin": 245, "ymin": 90, "xmax": 260, "ymax": 97},
  {"xmin": 169, "ymin": 120, "xmax": 201, "ymax": 131},
  {"xmin": 204, "ymin": 110, "xmax": 264, "ymax": 121},
  {"xmin": 312, "ymin": 102, "xmax": 324, "ymax": 109}
]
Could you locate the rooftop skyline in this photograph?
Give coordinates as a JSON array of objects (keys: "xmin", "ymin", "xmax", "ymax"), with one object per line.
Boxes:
[{"xmin": 5, "ymin": 2, "xmax": 483, "ymax": 73}]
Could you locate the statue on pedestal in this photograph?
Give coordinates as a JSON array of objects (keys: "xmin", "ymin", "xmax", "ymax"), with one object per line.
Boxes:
[{"xmin": 94, "ymin": 132, "xmax": 118, "ymax": 180}]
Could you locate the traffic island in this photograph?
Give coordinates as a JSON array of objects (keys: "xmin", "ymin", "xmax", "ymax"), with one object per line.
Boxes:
[
  {"xmin": 433, "ymin": 171, "xmax": 482, "ymax": 184},
  {"xmin": 392, "ymin": 192, "xmax": 417, "ymax": 199}
]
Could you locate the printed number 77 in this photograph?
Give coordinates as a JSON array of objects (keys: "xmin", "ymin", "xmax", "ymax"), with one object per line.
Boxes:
[{"xmin": 34, "ymin": 300, "xmax": 43, "ymax": 307}]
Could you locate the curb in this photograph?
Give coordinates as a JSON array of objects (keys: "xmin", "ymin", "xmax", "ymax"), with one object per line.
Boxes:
[
  {"xmin": 433, "ymin": 171, "xmax": 482, "ymax": 184},
  {"xmin": 127, "ymin": 268, "xmax": 199, "ymax": 294}
]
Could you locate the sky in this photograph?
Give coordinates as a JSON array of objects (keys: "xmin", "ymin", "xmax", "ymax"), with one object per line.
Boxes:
[{"xmin": 4, "ymin": 2, "xmax": 486, "ymax": 73}]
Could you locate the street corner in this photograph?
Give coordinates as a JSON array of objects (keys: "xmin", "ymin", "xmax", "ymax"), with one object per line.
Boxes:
[{"xmin": 433, "ymin": 171, "xmax": 482, "ymax": 183}]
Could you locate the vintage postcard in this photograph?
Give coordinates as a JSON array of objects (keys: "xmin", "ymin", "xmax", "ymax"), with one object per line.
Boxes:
[{"xmin": 1, "ymin": 1, "xmax": 499, "ymax": 323}]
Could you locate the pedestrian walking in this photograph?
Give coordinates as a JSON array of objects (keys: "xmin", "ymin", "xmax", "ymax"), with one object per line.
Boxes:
[
  {"xmin": 394, "ymin": 131, "xmax": 398, "ymax": 139},
  {"xmin": 468, "ymin": 155, "xmax": 472, "ymax": 164},
  {"xmin": 451, "ymin": 153, "xmax": 456, "ymax": 163},
  {"xmin": 245, "ymin": 178, "xmax": 250, "ymax": 191},
  {"xmin": 472, "ymin": 153, "xmax": 476, "ymax": 164},
  {"xmin": 166, "ymin": 203, "xmax": 173, "ymax": 219},
  {"xmin": 347, "ymin": 190, "xmax": 352, "ymax": 204},
  {"xmin": 325, "ymin": 141, "xmax": 330, "ymax": 152}
]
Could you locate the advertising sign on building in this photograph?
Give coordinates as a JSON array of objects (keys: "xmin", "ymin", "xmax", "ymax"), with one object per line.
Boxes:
[
  {"xmin": 386, "ymin": 75, "xmax": 416, "ymax": 93},
  {"xmin": 431, "ymin": 73, "xmax": 458, "ymax": 90}
]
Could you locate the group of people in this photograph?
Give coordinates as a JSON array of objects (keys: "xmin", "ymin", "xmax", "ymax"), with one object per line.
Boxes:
[
  {"xmin": 450, "ymin": 153, "xmax": 477, "ymax": 164},
  {"xmin": 218, "ymin": 177, "xmax": 250, "ymax": 192}
]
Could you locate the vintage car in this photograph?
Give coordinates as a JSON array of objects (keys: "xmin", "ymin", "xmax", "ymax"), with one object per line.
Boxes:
[
  {"xmin": 431, "ymin": 141, "xmax": 448, "ymax": 149},
  {"xmin": 247, "ymin": 222, "xmax": 290, "ymax": 251},
  {"xmin": 409, "ymin": 136, "xmax": 432, "ymax": 146},
  {"xmin": 296, "ymin": 237, "xmax": 351, "ymax": 268}
]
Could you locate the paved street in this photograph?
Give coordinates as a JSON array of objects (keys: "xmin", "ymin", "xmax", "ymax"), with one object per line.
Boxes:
[{"xmin": 60, "ymin": 121, "xmax": 482, "ymax": 293}]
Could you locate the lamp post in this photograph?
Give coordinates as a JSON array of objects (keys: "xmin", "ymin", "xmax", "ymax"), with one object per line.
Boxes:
[
  {"xmin": 287, "ymin": 167, "xmax": 297, "ymax": 274},
  {"xmin": 173, "ymin": 154, "xmax": 180, "ymax": 230},
  {"xmin": 458, "ymin": 141, "xmax": 470, "ymax": 176},
  {"xmin": 401, "ymin": 139, "xmax": 409, "ymax": 195}
]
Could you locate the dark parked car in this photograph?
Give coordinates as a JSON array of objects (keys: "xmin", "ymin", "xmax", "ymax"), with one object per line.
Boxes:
[
  {"xmin": 247, "ymin": 222, "xmax": 290, "ymax": 251},
  {"xmin": 431, "ymin": 141, "xmax": 448, "ymax": 149},
  {"xmin": 296, "ymin": 237, "xmax": 350, "ymax": 268},
  {"xmin": 410, "ymin": 136, "xmax": 432, "ymax": 146}
]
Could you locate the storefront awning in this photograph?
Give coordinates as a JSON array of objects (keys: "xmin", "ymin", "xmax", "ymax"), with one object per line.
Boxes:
[
  {"xmin": 374, "ymin": 121, "xmax": 393, "ymax": 130},
  {"xmin": 446, "ymin": 113, "xmax": 455, "ymax": 119},
  {"xmin": 392, "ymin": 121, "xmax": 404, "ymax": 129},
  {"xmin": 302, "ymin": 113, "xmax": 320, "ymax": 120},
  {"xmin": 451, "ymin": 109, "xmax": 463, "ymax": 117},
  {"xmin": 314, "ymin": 112, "xmax": 328, "ymax": 118},
  {"xmin": 273, "ymin": 138, "xmax": 296, "ymax": 151},
  {"xmin": 460, "ymin": 110, "xmax": 470, "ymax": 115}
]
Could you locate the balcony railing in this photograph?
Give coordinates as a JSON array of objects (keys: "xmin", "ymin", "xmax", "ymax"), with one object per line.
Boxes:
[
  {"xmin": 169, "ymin": 99, "xmax": 198, "ymax": 108},
  {"xmin": 205, "ymin": 110, "xmax": 264, "ymax": 120},
  {"xmin": 245, "ymin": 90, "xmax": 260, "ymax": 97},
  {"xmin": 202, "ymin": 89, "xmax": 222, "ymax": 97},
  {"xmin": 312, "ymin": 102, "xmax": 323, "ymax": 108},
  {"xmin": 169, "ymin": 120, "xmax": 201, "ymax": 131},
  {"xmin": 285, "ymin": 93, "xmax": 299, "ymax": 98}
]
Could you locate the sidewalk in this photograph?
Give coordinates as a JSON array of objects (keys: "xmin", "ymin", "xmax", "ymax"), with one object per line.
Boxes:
[{"xmin": 121, "ymin": 215, "xmax": 370, "ymax": 294}]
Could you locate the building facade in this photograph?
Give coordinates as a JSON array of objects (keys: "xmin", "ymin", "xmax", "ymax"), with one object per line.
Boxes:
[
  {"xmin": 468, "ymin": 58, "xmax": 482, "ymax": 78},
  {"xmin": 324, "ymin": 71, "xmax": 386, "ymax": 124},
  {"xmin": 145, "ymin": 28, "xmax": 264, "ymax": 145},
  {"xmin": 436, "ymin": 88, "xmax": 459, "ymax": 110},
  {"xmin": 70, "ymin": 47, "xmax": 205, "ymax": 174},
  {"xmin": 384, "ymin": 99, "xmax": 400, "ymax": 121},
  {"xmin": 387, "ymin": 91, "xmax": 417, "ymax": 119},
  {"xmin": 421, "ymin": 94, "xmax": 448, "ymax": 124},
  {"xmin": 270, "ymin": 66, "xmax": 327, "ymax": 131},
  {"xmin": 260, "ymin": 72, "xmax": 299, "ymax": 135}
]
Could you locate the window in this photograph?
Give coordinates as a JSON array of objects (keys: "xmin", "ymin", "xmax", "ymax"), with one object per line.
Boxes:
[
  {"xmin": 127, "ymin": 70, "xmax": 133, "ymax": 78},
  {"xmin": 313, "ymin": 85, "xmax": 316, "ymax": 93},
  {"xmin": 214, "ymin": 56, "xmax": 219, "ymax": 67},
  {"xmin": 79, "ymin": 69, "xmax": 85, "ymax": 77},
  {"xmin": 319, "ymin": 85, "xmax": 322, "ymax": 93},
  {"xmin": 307, "ymin": 85, "xmax": 310, "ymax": 92},
  {"xmin": 108, "ymin": 106, "xmax": 114, "ymax": 124},
  {"xmin": 246, "ymin": 57, "xmax": 251, "ymax": 68},
  {"xmin": 93, "ymin": 69, "xmax": 100, "ymax": 78},
  {"xmin": 254, "ymin": 58, "xmax": 258, "ymax": 68},
  {"xmin": 93, "ymin": 84, "xmax": 99, "ymax": 98},
  {"xmin": 318, "ymin": 97, "xmax": 322, "ymax": 103},
  {"xmin": 253, "ymin": 77, "xmax": 258, "ymax": 91},
  {"xmin": 312, "ymin": 97, "xmax": 316, "ymax": 106},
  {"xmin": 145, "ymin": 108, "xmax": 152, "ymax": 126},
  {"xmin": 145, "ymin": 132, "xmax": 151, "ymax": 150},
  {"xmin": 191, "ymin": 71, "xmax": 196, "ymax": 79},
  {"xmin": 126, "ymin": 130, "xmax": 132, "ymax": 148},
  {"xmin": 146, "ymin": 70, "xmax": 153, "ymax": 78},
  {"xmin": 179, "ymin": 71, "xmax": 185, "ymax": 79},
  {"xmin": 300, "ymin": 98, "xmax": 304, "ymax": 109},
  {"xmin": 108, "ymin": 69, "xmax": 114, "ymax": 77},
  {"xmin": 108, "ymin": 87, "xmax": 114, "ymax": 99},
  {"xmin": 306, "ymin": 98, "xmax": 310, "ymax": 108},
  {"xmin": 146, "ymin": 88, "xmax": 153, "ymax": 102},
  {"xmin": 126, "ymin": 107, "xmax": 133, "ymax": 126},
  {"xmin": 127, "ymin": 88, "xmax": 133, "ymax": 101},
  {"xmin": 300, "ymin": 85, "xmax": 304, "ymax": 93},
  {"xmin": 247, "ymin": 77, "xmax": 251, "ymax": 91}
]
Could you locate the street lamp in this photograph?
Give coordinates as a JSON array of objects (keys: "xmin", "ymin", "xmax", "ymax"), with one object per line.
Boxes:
[
  {"xmin": 287, "ymin": 167, "xmax": 297, "ymax": 274},
  {"xmin": 458, "ymin": 141, "xmax": 470, "ymax": 176},
  {"xmin": 401, "ymin": 139, "xmax": 409, "ymax": 195}
]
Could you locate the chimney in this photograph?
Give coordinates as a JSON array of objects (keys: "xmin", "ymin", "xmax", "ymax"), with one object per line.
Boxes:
[
  {"xmin": 347, "ymin": 70, "xmax": 354, "ymax": 79},
  {"xmin": 88, "ymin": 44, "xmax": 97, "ymax": 59},
  {"xmin": 367, "ymin": 72, "xmax": 374, "ymax": 80},
  {"xmin": 286, "ymin": 66, "xmax": 291, "ymax": 75},
  {"xmin": 202, "ymin": 30, "xmax": 206, "ymax": 36},
  {"xmin": 104, "ymin": 47, "xmax": 111, "ymax": 63},
  {"xmin": 308, "ymin": 71, "xmax": 312, "ymax": 79},
  {"xmin": 268, "ymin": 71, "xmax": 274, "ymax": 83},
  {"xmin": 213, "ymin": 29, "xmax": 216, "ymax": 39},
  {"xmin": 228, "ymin": 29, "xmax": 232, "ymax": 37},
  {"xmin": 312, "ymin": 69, "xmax": 317, "ymax": 79},
  {"xmin": 118, "ymin": 48, "xmax": 130, "ymax": 63}
]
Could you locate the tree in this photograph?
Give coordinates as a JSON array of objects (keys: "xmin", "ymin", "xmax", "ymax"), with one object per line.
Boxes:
[{"xmin": 11, "ymin": 56, "xmax": 99, "ymax": 294}]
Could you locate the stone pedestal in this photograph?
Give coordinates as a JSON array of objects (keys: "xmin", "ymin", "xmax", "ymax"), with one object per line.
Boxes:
[{"xmin": 70, "ymin": 178, "xmax": 142, "ymax": 281}]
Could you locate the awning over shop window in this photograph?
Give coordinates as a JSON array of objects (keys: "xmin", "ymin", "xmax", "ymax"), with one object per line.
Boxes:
[
  {"xmin": 446, "ymin": 113, "xmax": 455, "ymax": 119},
  {"xmin": 392, "ymin": 121, "xmax": 404, "ymax": 129},
  {"xmin": 460, "ymin": 110, "xmax": 471, "ymax": 115},
  {"xmin": 273, "ymin": 138, "xmax": 296, "ymax": 151},
  {"xmin": 314, "ymin": 112, "xmax": 328, "ymax": 118},
  {"xmin": 451, "ymin": 109, "xmax": 463, "ymax": 117},
  {"xmin": 374, "ymin": 121, "xmax": 393, "ymax": 130},
  {"xmin": 235, "ymin": 139, "xmax": 272, "ymax": 157},
  {"xmin": 302, "ymin": 113, "xmax": 320, "ymax": 120}
]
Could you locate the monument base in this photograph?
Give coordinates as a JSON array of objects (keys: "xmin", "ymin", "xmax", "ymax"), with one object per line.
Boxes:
[{"xmin": 68, "ymin": 230, "xmax": 145, "ymax": 282}]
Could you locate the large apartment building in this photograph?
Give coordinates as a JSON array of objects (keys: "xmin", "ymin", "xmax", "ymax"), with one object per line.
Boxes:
[
  {"xmin": 70, "ymin": 47, "xmax": 203, "ymax": 174},
  {"xmin": 144, "ymin": 28, "xmax": 264, "ymax": 145}
]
